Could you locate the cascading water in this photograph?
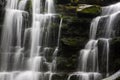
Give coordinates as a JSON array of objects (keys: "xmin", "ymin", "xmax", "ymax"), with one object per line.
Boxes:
[
  {"xmin": 1, "ymin": 0, "xmax": 120, "ymax": 80},
  {"xmin": 1, "ymin": 0, "xmax": 28, "ymax": 72},
  {"xmin": 68, "ymin": 2, "xmax": 120, "ymax": 80},
  {"xmin": 0, "ymin": 0, "xmax": 62, "ymax": 80}
]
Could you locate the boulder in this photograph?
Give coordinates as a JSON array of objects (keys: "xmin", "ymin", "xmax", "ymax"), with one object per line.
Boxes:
[
  {"xmin": 56, "ymin": 4, "xmax": 102, "ymax": 17},
  {"xmin": 76, "ymin": 4, "xmax": 101, "ymax": 18}
]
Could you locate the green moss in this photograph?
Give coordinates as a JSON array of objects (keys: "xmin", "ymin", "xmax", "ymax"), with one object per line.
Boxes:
[
  {"xmin": 25, "ymin": 0, "xmax": 32, "ymax": 13},
  {"xmin": 61, "ymin": 38, "xmax": 80, "ymax": 47},
  {"xmin": 60, "ymin": 15, "xmax": 90, "ymax": 51},
  {"xmin": 57, "ymin": 55, "xmax": 78, "ymax": 72},
  {"xmin": 80, "ymin": 5, "xmax": 101, "ymax": 14},
  {"xmin": 76, "ymin": 5, "xmax": 101, "ymax": 17}
]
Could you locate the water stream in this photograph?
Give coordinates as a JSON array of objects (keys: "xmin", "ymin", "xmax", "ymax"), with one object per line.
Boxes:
[
  {"xmin": 1, "ymin": 0, "xmax": 120, "ymax": 80},
  {"xmin": 0, "ymin": 0, "xmax": 62, "ymax": 80},
  {"xmin": 68, "ymin": 2, "xmax": 120, "ymax": 80}
]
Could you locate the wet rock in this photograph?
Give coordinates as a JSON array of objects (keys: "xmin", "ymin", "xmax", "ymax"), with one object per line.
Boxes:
[
  {"xmin": 56, "ymin": 55, "xmax": 78, "ymax": 72},
  {"xmin": 98, "ymin": 37, "xmax": 120, "ymax": 76},
  {"xmin": 116, "ymin": 77, "xmax": 120, "ymax": 80},
  {"xmin": 60, "ymin": 16, "xmax": 91, "ymax": 51},
  {"xmin": 68, "ymin": 75, "xmax": 79, "ymax": 80},
  {"xmin": 56, "ymin": 4, "xmax": 102, "ymax": 17},
  {"xmin": 56, "ymin": 5, "xmax": 78, "ymax": 16},
  {"xmin": 109, "ymin": 37, "xmax": 120, "ymax": 74},
  {"xmin": 57, "ymin": 15, "xmax": 92, "ymax": 72},
  {"xmin": 76, "ymin": 4, "xmax": 101, "ymax": 18},
  {"xmin": 52, "ymin": 73, "xmax": 68, "ymax": 80}
]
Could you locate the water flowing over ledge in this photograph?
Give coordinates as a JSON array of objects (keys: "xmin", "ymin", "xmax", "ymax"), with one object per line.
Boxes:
[
  {"xmin": 0, "ymin": 0, "xmax": 120, "ymax": 80},
  {"xmin": 0, "ymin": 0, "xmax": 62, "ymax": 80},
  {"xmin": 68, "ymin": 2, "xmax": 120, "ymax": 80}
]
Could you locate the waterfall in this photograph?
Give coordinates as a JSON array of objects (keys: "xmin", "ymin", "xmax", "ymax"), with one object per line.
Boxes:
[
  {"xmin": 0, "ymin": 0, "xmax": 62, "ymax": 80},
  {"xmin": 1, "ymin": 0, "xmax": 120, "ymax": 80},
  {"xmin": 68, "ymin": 2, "xmax": 120, "ymax": 80}
]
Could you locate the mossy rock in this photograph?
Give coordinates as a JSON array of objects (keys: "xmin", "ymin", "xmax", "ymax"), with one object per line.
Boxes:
[
  {"xmin": 76, "ymin": 4, "xmax": 101, "ymax": 18},
  {"xmin": 60, "ymin": 16, "xmax": 91, "ymax": 50},
  {"xmin": 56, "ymin": 5, "xmax": 78, "ymax": 16},
  {"xmin": 56, "ymin": 4, "xmax": 101, "ymax": 17},
  {"xmin": 116, "ymin": 77, "xmax": 120, "ymax": 80},
  {"xmin": 52, "ymin": 73, "xmax": 68, "ymax": 80},
  {"xmin": 56, "ymin": 55, "xmax": 78, "ymax": 72},
  {"xmin": 65, "ymin": 6, "xmax": 77, "ymax": 14},
  {"xmin": 61, "ymin": 16, "xmax": 91, "ymax": 38},
  {"xmin": 61, "ymin": 38, "xmax": 80, "ymax": 47}
]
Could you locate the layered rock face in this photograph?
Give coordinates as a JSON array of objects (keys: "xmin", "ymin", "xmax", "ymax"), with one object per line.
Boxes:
[
  {"xmin": 55, "ymin": 1, "xmax": 120, "ymax": 80},
  {"xmin": 0, "ymin": 0, "xmax": 120, "ymax": 80}
]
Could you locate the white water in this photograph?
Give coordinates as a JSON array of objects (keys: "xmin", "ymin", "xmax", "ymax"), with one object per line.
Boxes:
[
  {"xmin": 68, "ymin": 2, "xmax": 120, "ymax": 80},
  {"xmin": 1, "ymin": 0, "xmax": 120, "ymax": 80},
  {"xmin": 0, "ymin": 0, "xmax": 62, "ymax": 80},
  {"xmin": 1, "ymin": 0, "xmax": 27, "ymax": 72},
  {"xmin": 19, "ymin": 0, "xmax": 28, "ymax": 10}
]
